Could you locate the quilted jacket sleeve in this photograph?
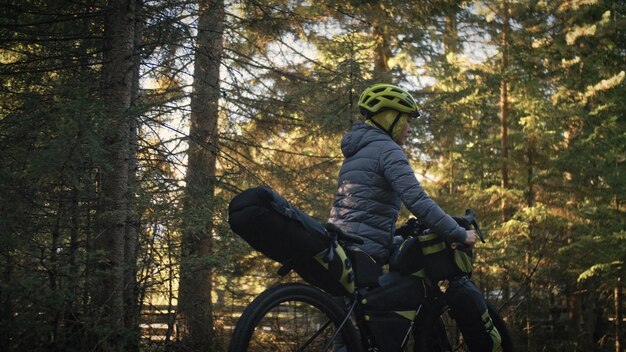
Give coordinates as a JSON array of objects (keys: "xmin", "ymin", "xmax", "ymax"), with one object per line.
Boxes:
[{"xmin": 380, "ymin": 145, "xmax": 467, "ymax": 243}]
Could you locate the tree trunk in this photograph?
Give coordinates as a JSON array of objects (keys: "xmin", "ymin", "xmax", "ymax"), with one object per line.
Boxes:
[
  {"xmin": 92, "ymin": 0, "xmax": 136, "ymax": 350},
  {"xmin": 373, "ymin": 23, "xmax": 391, "ymax": 72},
  {"xmin": 442, "ymin": 3, "xmax": 460, "ymax": 195},
  {"xmin": 616, "ymin": 276, "xmax": 622, "ymax": 352},
  {"xmin": 499, "ymin": 0, "xmax": 511, "ymax": 223},
  {"xmin": 372, "ymin": 3, "xmax": 391, "ymax": 73},
  {"xmin": 50, "ymin": 198, "xmax": 63, "ymax": 349},
  {"xmin": 525, "ymin": 129, "xmax": 536, "ymax": 352},
  {"xmin": 123, "ymin": 1, "xmax": 142, "ymax": 349},
  {"xmin": 0, "ymin": 250, "xmax": 13, "ymax": 351},
  {"xmin": 565, "ymin": 275, "xmax": 583, "ymax": 348},
  {"xmin": 499, "ymin": 0, "xmax": 512, "ymax": 322},
  {"xmin": 177, "ymin": 0, "xmax": 224, "ymax": 350},
  {"xmin": 443, "ymin": 2, "xmax": 460, "ymax": 58},
  {"xmin": 66, "ymin": 186, "xmax": 81, "ymax": 347},
  {"xmin": 524, "ymin": 253, "xmax": 533, "ymax": 352},
  {"xmin": 582, "ymin": 289, "xmax": 599, "ymax": 351}
]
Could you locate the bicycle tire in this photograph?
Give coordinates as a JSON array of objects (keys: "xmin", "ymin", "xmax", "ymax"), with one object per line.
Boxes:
[
  {"xmin": 486, "ymin": 302, "xmax": 514, "ymax": 352},
  {"xmin": 428, "ymin": 315, "xmax": 458, "ymax": 352},
  {"xmin": 440, "ymin": 308, "xmax": 469, "ymax": 352},
  {"xmin": 438, "ymin": 302, "xmax": 514, "ymax": 352},
  {"xmin": 228, "ymin": 283, "xmax": 363, "ymax": 352}
]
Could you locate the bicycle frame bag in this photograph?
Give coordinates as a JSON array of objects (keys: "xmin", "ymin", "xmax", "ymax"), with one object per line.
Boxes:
[
  {"xmin": 360, "ymin": 272, "xmax": 426, "ymax": 351},
  {"xmin": 228, "ymin": 186, "xmax": 355, "ymax": 296}
]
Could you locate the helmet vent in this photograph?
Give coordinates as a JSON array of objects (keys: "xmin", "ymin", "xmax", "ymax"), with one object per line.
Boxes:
[
  {"xmin": 367, "ymin": 99, "xmax": 379, "ymax": 107},
  {"xmin": 372, "ymin": 87, "xmax": 386, "ymax": 93}
]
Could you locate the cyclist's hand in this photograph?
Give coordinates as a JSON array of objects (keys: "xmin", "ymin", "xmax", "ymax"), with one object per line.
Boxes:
[{"xmin": 464, "ymin": 230, "xmax": 477, "ymax": 248}]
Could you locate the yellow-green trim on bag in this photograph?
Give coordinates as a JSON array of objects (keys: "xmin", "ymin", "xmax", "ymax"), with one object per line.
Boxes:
[
  {"xmin": 418, "ymin": 233, "xmax": 447, "ymax": 255},
  {"xmin": 454, "ymin": 249, "xmax": 473, "ymax": 274},
  {"xmin": 417, "ymin": 231, "xmax": 473, "ymax": 281},
  {"xmin": 313, "ymin": 245, "xmax": 355, "ymax": 295},
  {"xmin": 481, "ymin": 309, "xmax": 502, "ymax": 351}
]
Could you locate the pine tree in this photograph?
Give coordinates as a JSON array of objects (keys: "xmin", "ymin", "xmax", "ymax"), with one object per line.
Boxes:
[
  {"xmin": 91, "ymin": 0, "xmax": 140, "ymax": 350},
  {"xmin": 177, "ymin": 0, "xmax": 224, "ymax": 350}
]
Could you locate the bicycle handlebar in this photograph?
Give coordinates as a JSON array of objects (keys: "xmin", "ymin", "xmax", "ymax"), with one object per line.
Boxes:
[
  {"xmin": 458, "ymin": 208, "xmax": 485, "ymax": 243},
  {"xmin": 447, "ymin": 209, "xmax": 486, "ymax": 251},
  {"xmin": 398, "ymin": 208, "xmax": 486, "ymax": 249}
]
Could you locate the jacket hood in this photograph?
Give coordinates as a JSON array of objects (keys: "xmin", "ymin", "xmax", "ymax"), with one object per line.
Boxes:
[{"xmin": 341, "ymin": 121, "xmax": 393, "ymax": 158}]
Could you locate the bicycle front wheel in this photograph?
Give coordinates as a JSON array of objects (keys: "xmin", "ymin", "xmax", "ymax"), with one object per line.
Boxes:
[
  {"xmin": 439, "ymin": 307, "xmax": 469, "ymax": 352},
  {"xmin": 229, "ymin": 283, "xmax": 362, "ymax": 352},
  {"xmin": 438, "ymin": 301, "xmax": 515, "ymax": 352}
]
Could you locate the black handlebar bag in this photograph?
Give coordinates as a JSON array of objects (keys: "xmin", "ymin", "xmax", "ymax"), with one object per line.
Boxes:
[
  {"xmin": 390, "ymin": 216, "xmax": 474, "ymax": 281},
  {"xmin": 416, "ymin": 231, "xmax": 473, "ymax": 281},
  {"xmin": 390, "ymin": 232, "xmax": 472, "ymax": 281},
  {"xmin": 228, "ymin": 186, "xmax": 355, "ymax": 296}
]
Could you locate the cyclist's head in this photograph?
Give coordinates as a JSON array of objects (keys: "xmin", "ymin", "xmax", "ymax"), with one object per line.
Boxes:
[{"xmin": 359, "ymin": 83, "xmax": 420, "ymax": 145}]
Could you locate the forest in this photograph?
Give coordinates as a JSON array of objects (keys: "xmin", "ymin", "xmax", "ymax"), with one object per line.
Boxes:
[{"xmin": 0, "ymin": 0, "xmax": 624, "ymax": 351}]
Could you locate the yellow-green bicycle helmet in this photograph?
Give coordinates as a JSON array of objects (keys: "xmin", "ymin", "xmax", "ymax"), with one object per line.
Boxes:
[{"xmin": 358, "ymin": 83, "xmax": 420, "ymax": 118}]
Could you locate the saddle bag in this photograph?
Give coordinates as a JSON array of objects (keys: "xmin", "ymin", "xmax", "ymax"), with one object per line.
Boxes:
[
  {"xmin": 345, "ymin": 246, "xmax": 382, "ymax": 288},
  {"xmin": 228, "ymin": 186, "xmax": 355, "ymax": 296}
]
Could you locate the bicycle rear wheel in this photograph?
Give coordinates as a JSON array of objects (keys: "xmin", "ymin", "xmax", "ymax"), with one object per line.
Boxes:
[{"xmin": 229, "ymin": 283, "xmax": 362, "ymax": 352}]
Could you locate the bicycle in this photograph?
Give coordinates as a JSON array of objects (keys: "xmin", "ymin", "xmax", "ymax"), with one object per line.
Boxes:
[{"xmin": 228, "ymin": 210, "xmax": 514, "ymax": 352}]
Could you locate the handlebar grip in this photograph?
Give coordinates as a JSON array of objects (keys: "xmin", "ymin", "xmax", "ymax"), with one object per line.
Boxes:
[{"xmin": 463, "ymin": 208, "xmax": 485, "ymax": 243}]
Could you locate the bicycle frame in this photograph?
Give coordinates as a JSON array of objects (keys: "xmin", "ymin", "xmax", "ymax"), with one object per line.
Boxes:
[{"xmin": 328, "ymin": 280, "xmax": 452, "ymax": 352}]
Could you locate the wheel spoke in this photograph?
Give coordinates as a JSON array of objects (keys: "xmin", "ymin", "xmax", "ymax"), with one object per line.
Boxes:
[
  {"xmin": 296, "ymin": 320, "xmax": 332, "ymax": 352},
  {"xmin": 247, "ymin": 299, "xmax": 338, "ymax": 351},
  {"xmin": 229, "ymin": 284, "xmax": 360, "ymax": 352}
]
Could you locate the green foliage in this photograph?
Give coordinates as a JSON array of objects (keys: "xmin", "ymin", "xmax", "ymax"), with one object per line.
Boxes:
[{"xmin": 559, "ymin": 231, "xmax": 626, "ymax": 283}]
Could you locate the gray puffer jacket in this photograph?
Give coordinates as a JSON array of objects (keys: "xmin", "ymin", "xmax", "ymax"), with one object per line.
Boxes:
[{"xmin": 328, "ymin": 121, "xmax": 467, "ymax": 263}]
